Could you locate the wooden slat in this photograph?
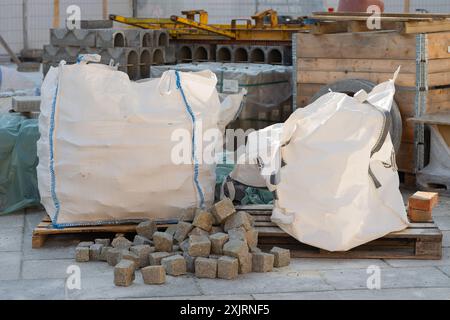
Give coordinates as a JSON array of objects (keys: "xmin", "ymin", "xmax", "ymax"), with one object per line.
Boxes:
[{"xmin": 297, "ymin": 32, "xmax": 417, "ymax": 60}]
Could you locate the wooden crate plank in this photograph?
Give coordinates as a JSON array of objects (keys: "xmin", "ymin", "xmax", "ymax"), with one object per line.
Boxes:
[
  {"xmin": 297, "ymin": 58, "xmax": 418, "ymax": 75},
  {"xmin": 426, "ymin": 33, "xmax": 450, "ymax": 59},
  {"xmin": 297, "ymin": 32, "xmax": 417, "ymax": 60}
]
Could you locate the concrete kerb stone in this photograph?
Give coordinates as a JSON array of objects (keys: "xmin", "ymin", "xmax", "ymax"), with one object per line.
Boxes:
[{"xmin": 50, "ymin": 28, "xmax": 96, "ymax": 47}]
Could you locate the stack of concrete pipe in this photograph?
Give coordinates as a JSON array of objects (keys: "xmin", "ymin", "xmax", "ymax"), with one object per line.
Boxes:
[
  {"xmin": 43, "ymin": 24, "xmax": 171, "ymax": 81},
  {"xmin": 175, "ymin": 43, "xmax": 292, "ymax": 66}
]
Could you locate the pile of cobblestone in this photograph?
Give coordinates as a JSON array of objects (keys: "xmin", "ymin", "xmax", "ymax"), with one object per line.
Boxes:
[{"xmin": 74, "ymin": 198, "xmax": 290, "ymax": 286}]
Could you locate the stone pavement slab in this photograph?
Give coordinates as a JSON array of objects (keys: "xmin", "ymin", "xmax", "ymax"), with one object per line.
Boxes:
[
  {"xmin": 0, "ymin": 279, "xmax": 66, "ymax": 299},
  {"xmin": 66, "ymin": 274, "xmax": 201, "ymax": 300},
  {"xmin": 0, "ymin": 251, "xmax": 21, "ymax": 281},
  {"xmin": 321, "ymin": 267, "xmax": 450, "ymax": 290},
  {"xmin": 0, "ymin": 227, "xmax": 23, "ymax": 252},
  {"xmin": 252, "ymin": 287, "xmax": 450, "ymax": 300},
  {"xmin": 196, "ymin": 270, "xmax": 332, "ymax": 295},
  {"xmin": 21, "ymin": 260, "xmax": 113, "ymax": 280}
]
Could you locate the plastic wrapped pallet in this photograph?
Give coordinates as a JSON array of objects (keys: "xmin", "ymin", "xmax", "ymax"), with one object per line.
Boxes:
[
  {"xmin": 224, "ymin": 70, "xmax": 408, "ymax": 251},
  {"xmin": 37, "ymin": 60, "xmax": 244, "ymax": 227},
  {"xmin": 151, "ymin": 63, "xmax": 293, "ymax": 128}
]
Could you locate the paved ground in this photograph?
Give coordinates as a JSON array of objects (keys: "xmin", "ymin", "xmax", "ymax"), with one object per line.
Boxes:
[{"xmin": 0, "ymin": 190, "xmax": 449, "ymax": 300}]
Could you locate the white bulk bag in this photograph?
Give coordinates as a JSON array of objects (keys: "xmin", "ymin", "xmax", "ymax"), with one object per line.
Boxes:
[
  {"xmin": 233, "ymin": 72, "xmax": 408, "ymax": 251},
  {"xmin": 37, "ymin": 62, "xmax": 244, "ymax": 227}
]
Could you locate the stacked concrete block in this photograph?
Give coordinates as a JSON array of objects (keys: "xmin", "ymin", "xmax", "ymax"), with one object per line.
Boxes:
[
  {"xmin": 50, "ymin": 29, "xmax": 96, "ymax": 47},
  {"xmin": 176, "ymin": 44, "xmax": 194, "ymax": 62},
  {"xmin": 44, "ymin": 24, "xmax": 171, "ymax": 80},
  {"xmin": 233, "ymin": 46, "xmax": 250, "ymax": 63},
  {"xmin": 193, "ymin": 44, "xmax": 212, "ymax": 62},
  {"xmin": 216, "ymin": 45, "xmax": 233, "ymax": 62}
]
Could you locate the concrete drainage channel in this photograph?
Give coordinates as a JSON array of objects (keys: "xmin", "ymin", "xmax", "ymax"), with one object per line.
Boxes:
[{"xmin": 43, "ymin": 28, "xmax": 172, "ymax": 80}]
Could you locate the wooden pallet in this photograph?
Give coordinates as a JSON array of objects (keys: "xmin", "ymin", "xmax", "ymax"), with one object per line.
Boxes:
[
  {"xmin": 309, "ymin": 12, "xmax": 450, "ymax": 34},
  {"xmin": 33, "ymin": 206, "xmax": 442, "ymax": 259},
  {"xmin": 31, "ymin": 215, "xmax": 172, "ymax": 248},
  {"xmin": 240, "ymin": 205, "xmax": 442, "ymax": 260}
]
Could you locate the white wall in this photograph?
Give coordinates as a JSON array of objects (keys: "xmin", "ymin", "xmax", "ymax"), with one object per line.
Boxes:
[{"xmin": 1, "ymin": 0, "xmax": 450, "ymax": 56}]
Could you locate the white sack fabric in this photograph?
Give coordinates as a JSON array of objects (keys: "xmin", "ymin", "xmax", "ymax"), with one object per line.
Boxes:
[
  {"xmin": 37, "ymin": 62, "xmax": 244, "ymax": 227},
  {"xmin": 238, "ymin": 72, "xmax": 408, "ymax": 251}
]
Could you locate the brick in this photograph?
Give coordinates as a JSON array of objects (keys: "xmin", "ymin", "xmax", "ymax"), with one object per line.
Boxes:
[
  {"xmin": 111, "ymin": 236, "xmax": 132, "ymax": 249},
  {"xmin": 408, "ymin": 208, "xmax": 433, "ymax": 223},
  {"xmin": 106, "ymin": 248, "xmax": 127, "ymax": 266},
  {"xmin": 195, "ymin": 258, "xmax": 217, "ymax": 279},
  {"xmin": 95, "ymin": 238, "xmax": 111, "ymax": 246},
  {"xmin": 153, "ymin": 232, "xmax": 173, "ymax": 252},
  {"xmin": 136, "ymin": 220, "xmax": 157, "ymax": 239},
  {"xmin": 174, "ymin": 222, "xmax": 194, "ymax": 243},
  {"xmin": 114, "ymin": 260, "xmax": 135, "ymax": 287},
  {"xmin": 223, "ymin": 240, "xmax": 248, "ymax": 260},
  {"xmin": 149, "ymin": 252, "xmax": 171, "ymax": 265},
  {"xmin": 161, "ymin": 255, "xmax": 187, "ymax": 276},
  {"xmin": 193, "ymin": 210, "xmax": 214, "ymax": 231},
  {"xmin": 218, "ymin": 256, "xmax": 239, "ymax": 280},
  {"xmin": 252, "ymin": 252, "xmax": 274, "ymax": 272},
  {"xmin": 130, "ymin": 245, "xmax": 153, "ymax": 268},
  {"xmin": 120, "ymin": 251, "xmax": 140, "ymax": 269},
  {"xmin": 183, "ymin": 253, "xmax": 196, "ymax": 273},
  {"xmin": 270, "ymin": 247, "xmax": 290, "ymax": 268},
  {"xmin": 224, "ymin": 211, "xmax": 252, "ymax": 232},
  {"xmin": 75, "ymin": 247, "xmax": 89, "ymax": 262},
  {"xmin": 188, "ymin": 235, "xmax": 211, "ymax": 257},
  {"xmin": 189, "ymin": 227, "xmax": 210, "ymax": 237},
  {"xmin": 209, "ymin": 233, "xmax": 229, "ymax": 255},
  {"xmin": 89, "ymin": 244, "xmax": 104, "ymax": 261},
  {"xmin": 228, "ymin": 228, "xmax": 247, "ymax": 242},
  {"xmin": 212, "ymin": 198, "xmax": 236, "ymax": 224},
  {"xmin": 141, "ymin": 265, "xmax": 166, "ymax": 285},
  {"xmin": 409, "ymin": 192, "xmax": 439, "ymax": 212},
  {"xmin": 99, "ymin": 246, "xmax": 112, "ymax": 261},
  {"xmin": 238, "ymin": 252, "xmax": 253, "ymax": 274},
  {"xmin": 246, "ymin": 229, "xmax": 259, "ymax": 248},
  {"xmin": 77, "ymin": 241, "xmax": 94, "ymax": 248},
  {"xmin": 133, "ymin": 235, "xmax": 153, "ymax": 246}
]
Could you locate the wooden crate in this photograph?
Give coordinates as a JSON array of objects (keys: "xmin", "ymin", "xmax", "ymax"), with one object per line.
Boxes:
[
  {"xmin": 242, "ymin": 205, "xmax": 442, "ymax": 260},
  {"xmin": 293, "ymin": 30, "xmax": 450, "ymax": 175}
]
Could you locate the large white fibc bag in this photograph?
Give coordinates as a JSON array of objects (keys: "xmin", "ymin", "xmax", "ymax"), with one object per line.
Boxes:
[
  {"xmin": 232, "ymin": 71, "xmax": 408, "ymax": 251},
  {"xmin": 37, "ymin": 61, "xmax": 244, "ymax": 227}
]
